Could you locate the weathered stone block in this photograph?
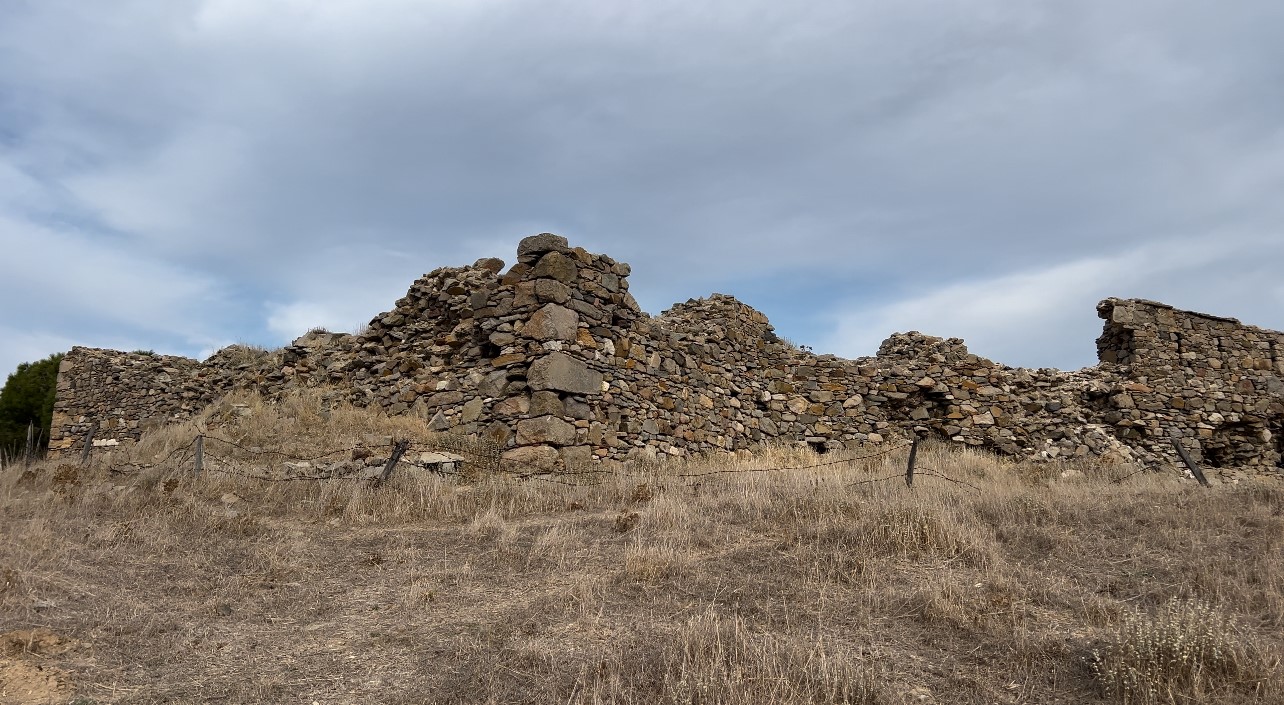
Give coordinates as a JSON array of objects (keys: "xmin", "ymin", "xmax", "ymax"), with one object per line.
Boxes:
[
  {"xmin": 564, "ymin": 396, "xmax": 592, "ymax": 419},
  {"xmin": 492, "ymin": 395, "xmax": 529, "ymax": 416},
  {"xmin": 559, "ymin": 445, "xmax": 594, "ymax": 467},
  {"xmin": 426, "ymin": 391, "xmax": 463, "ymax": 408},
  {"xmin": 525, "ymin": 303, "xmax": 579, "ymax": 342},
  {"xmin": 428, "ymin": 410, "xmax": 452, "ymax": 431},
  {"xmin": 516, "ymin": 416, "xmax": 577, "ymax": 446},
  {"xmin": 477, "ymin": 370, "xmax": 509, "ymax": 398},
  {"xmin": 474, "ymin": 257, "xmax": 505, "ymax": 274},
  {"xmin": 529, "ymin": 390, "xmax": 564, "ymax": 417},
  {"xmin": 534, "ymin": 278, "xmax": 572, "ymax": 304},
  {"xmin": 460, "ymin": 397, "xmax": 485, "ymax": 423},
  {"xmin": 502, "ymin": 444, "xmax": 560, "ymax": 471},
  {"xmin": 532, "ymin": 252, "xmax": 578, "ymax": 282},
  {"xmin": 517, "ymin": 233, "xmax": 569, "ymax": 263},
  {"xmin": 483, "ymin": 420, "xmax": 513, "ymax": 446},
  {"xmin": 491, "ymin": 353, "xmax": 526, "ymax": 367},
  {"xmin": 528, "ymin": 352, "xmax": 602, "ymax": 395}
]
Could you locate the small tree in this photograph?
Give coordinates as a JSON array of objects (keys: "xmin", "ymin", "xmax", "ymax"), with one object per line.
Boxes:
[{"xmin": 0, "ymin": 353, "xmax": 65, "ymax": 460}]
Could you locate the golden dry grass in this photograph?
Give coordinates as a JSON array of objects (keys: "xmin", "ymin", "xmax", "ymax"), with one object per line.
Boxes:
[{"xmin": 1, "ymin": 392, "xmax": 1281, "ymax": 704}]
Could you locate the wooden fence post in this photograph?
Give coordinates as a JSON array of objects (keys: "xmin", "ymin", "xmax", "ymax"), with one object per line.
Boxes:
[
  {"xmin": 24, "ymin": 422, "xmax": 34, "ymax": 467},
  {"xmin": 905, "ymin": 436, "xmax": 920, "ymax": 488},
  {"xmin": 80, "ymin": 423, "xmax": 98, "ymax": 466},
  {"xmin": 379, "ymin": 440, "xmax": 411, "ymax": 483},
  {"xmin": 1171, "ymin": 438, "xmax": 1211, "ymax": 488},
  {"xmin": 194, "ymin": 435, "xmax": 204, "ymax": 477}
]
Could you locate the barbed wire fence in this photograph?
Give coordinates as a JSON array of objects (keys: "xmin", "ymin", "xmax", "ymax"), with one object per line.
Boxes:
[
  {"xmin": 91, "ymin": 433, "xmax": 503, "ymax": 483},
  {"xmin": 27, "ymin": 411, "xmax": 1227, "ymax": 494},
  {"xmin": 50, "ymin": 423, "xmax": 1013, "ymax": 494}
]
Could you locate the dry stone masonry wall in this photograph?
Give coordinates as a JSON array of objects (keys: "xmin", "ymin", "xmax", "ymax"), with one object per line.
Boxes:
[
  {"xmin": 49, "ymin": 235, "xmax": 1284, "ymax": 482},
  {"xmin": 1096, "ymin": 299, "xmax": 1284, "ymax": 471}
]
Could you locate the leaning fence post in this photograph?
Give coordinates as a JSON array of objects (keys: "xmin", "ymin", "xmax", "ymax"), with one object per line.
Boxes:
[
  {"xmin": 1171, "ymin": 438, "xmax": 1211, "ymax": 488},
  {"xmin": 79, "ymin": 423, "xmax": 98, "ymax": 466},
  {"xmin": 24, "ymin": 422, "xmax": 34, "ymax": 467},
  {"xmin": 379, "ymin": 440, "xmax": 411, "ymax": 483},
  {"xmin": 194, "ymin": 435, "xmax": 204, "ymax": 477},
  {"xmin": 905, "ymin": 436, "xmax": 920, "ymax": 488}
]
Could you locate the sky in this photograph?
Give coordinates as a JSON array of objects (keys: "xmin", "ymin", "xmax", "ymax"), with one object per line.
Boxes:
[{"xmin": 3, "ymin": 0, "xmax": 1284, "ymax": 380}]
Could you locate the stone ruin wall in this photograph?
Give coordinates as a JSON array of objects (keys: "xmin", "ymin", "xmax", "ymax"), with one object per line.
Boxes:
[
  {"xmin": 48, "ymin": 235, "xmax": 1284, "ymax": 482},
  {"xmin": 1095, "ymin": 298, "xmax": 1284, "ymax": 471}
]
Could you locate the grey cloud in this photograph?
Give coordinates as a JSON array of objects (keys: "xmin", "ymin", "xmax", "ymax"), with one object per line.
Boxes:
[
  {"xmin": 1, "ymin": 1, "xmax": 1282, "ymax": 373},
  {"xmin": 822, "ymin": 233, "xmax": 1284, "ymax": 369}
]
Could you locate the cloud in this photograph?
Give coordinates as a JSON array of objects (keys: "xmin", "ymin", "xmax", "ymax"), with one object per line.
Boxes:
[
  {"xmin": 0, "ymin": 212, "xmax": 236, "ymax": 374},
  {"xmin": 0, "ymin": 328, "xmax": 77, "ymax": 391},
  {"xmin": 64, "ymin": 124, "xmax": 252, "ymax": 241},
  {"xmin": 820, "ymin": 234, "xmax": 1284, "ymax": 369},
  {"xmin": 0, "ymin": 216, "xmax": 223, "ymax": 327},
  {"xmin": 1, "ymin": 1, "xmax": 1283, "ymax": 377}
]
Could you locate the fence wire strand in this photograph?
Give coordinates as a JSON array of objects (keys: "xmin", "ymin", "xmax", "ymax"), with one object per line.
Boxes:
[
  {"xmin": 61, "ymin": 428, "xmax": 1203, "ymax": 493},
  {"xmin": 76, "ymin": 434, "xmax": 934, "ymax": 489},
  {"xmin": 675, "ymin": 442, "xmax": 911, "ymax": 478},
  {"xmin": 200, "ymin": 436, "xmax": 367, "ymax": 462},
  {"xmin": 915, "ymin": 467, "xmax": 983, "ymax": 493}
]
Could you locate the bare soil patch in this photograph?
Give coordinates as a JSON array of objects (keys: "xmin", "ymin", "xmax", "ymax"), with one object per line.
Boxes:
[{"xmin": 1, "ymin": 629, "xmax": 74, "ymax": 705}]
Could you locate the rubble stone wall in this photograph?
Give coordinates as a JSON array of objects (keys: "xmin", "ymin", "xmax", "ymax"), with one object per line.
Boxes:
[
  {"xmin": 48, "ymin": 235, "xmax": 1284, "ymax": 481},
  {"xmin": 49, "ymin": 350, "xmax": 215, "ymax": 450},
  {"xmin": 1095, "ymin": 298, "xmax": 1284, "ymax": 470}
]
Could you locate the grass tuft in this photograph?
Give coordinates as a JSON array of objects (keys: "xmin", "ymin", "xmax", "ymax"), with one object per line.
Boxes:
[
  {"xmin": 1092, "ymin": 598, "xmax": 1277, "ymax": 704},
  {"xmin": 660, "ymin": 610, "xmax": 884, "ymax": 704}
]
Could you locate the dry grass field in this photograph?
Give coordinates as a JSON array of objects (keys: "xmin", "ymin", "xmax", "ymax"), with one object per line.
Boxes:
[{"xmin": 2, "ymin": 393, "xmax": 1281, "ymax": 704}]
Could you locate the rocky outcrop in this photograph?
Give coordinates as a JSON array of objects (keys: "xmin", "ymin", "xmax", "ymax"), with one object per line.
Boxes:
[{"xmin": 47, "ymin": 235, "xmax": 1284, "ymax": 482}]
